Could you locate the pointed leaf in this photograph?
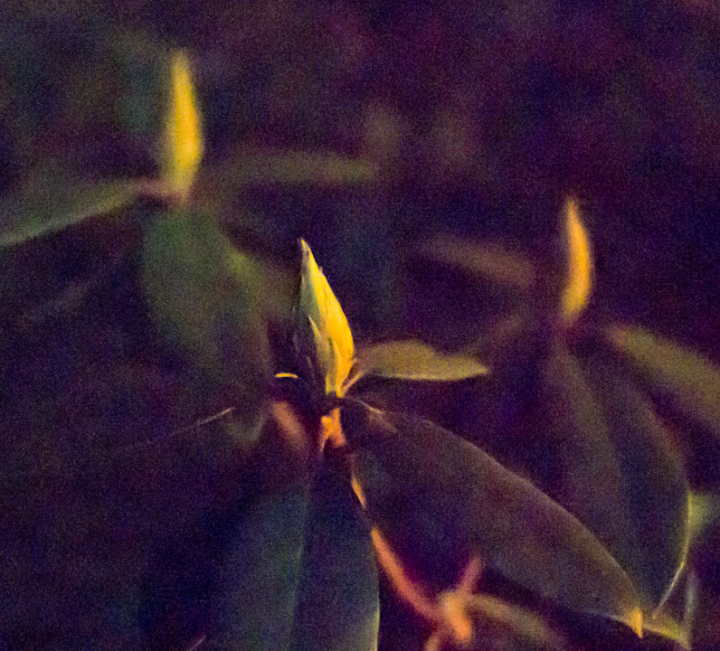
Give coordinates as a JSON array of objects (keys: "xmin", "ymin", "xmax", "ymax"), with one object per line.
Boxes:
[
  {"xmin": 290, "ymin": 466, "xmax": 379, "ymax": 651},
  {"xmin": 352, "ymin": 340, "xmax": 488, "ymax": 385},
  {"xmin": 0, "ymin": 176, "xmax": 140, "ymax": 248},
  {"xmin": 561, "ymin": 198, "xmax": 592, "ymax": 325},
  {"xmin": 340, "ymin": 399, "xmax": 643, "ymax": 635},
  {"xmin": 297, "ymin": 240, "xmax": 354, "ymax": 396},
  {"xmin": 161, "ymin": 49, "xmax": 203, "ymax": 202},
  {"xmin": 142, "ymin": 211, "xmax": 270, "ymax": 420},
  {"xmin": 607, "ymin": 325, "xmax": 720, "ymax": 444},
  {"xmin": 462, "ymin": 594, "xmax": 569, "ymax": 650},
  {"xmin": 202, "ymin": 150, "xmax": 377, "ymax": 190},
  {"xmin": 642, "ymin": 570, "xmax": 697, "ymax": 649},
  {"xmin": 578, "ymin": 349, "xmax": 690, "ymax": 612},
  {"xmin": 415, "ymin": 235, "xmax": 536, "ymax": 291},
  {"xmin": 214, "ymin": 488, "xmax": 309, "ymax": 651},
  {"xmin": 539, "ymin": 346, "xmax": 634, "ymax": 581}
]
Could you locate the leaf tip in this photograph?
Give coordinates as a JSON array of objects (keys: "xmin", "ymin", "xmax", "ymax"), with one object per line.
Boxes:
[
  {"xmin": 561, "ymin": 197, "xmax": 592, "ymax": 325},
  {"xmin": 162, "ymin": 48, "xmax": 204, "ymax": 202}
]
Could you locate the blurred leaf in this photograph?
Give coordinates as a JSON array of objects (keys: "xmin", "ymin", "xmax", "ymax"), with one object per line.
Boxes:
[
  {"xmin": 0, "ymin": 176, "xmax": 140, "ymax": 248},
  {"xmin": 290, "ymin": 466, "xmax": 379, "ymax": 651},
  {"xmin": 214, "ymin": 488, "xmax": 309, "ymax": 651},
  {"xmin": 352, "ymin": 340, "xmax": 488, "ymax": 385},
  {"xmin": 539, "ymin": 345, "xmax": 631, "ymax": 570},
  {"xmin": 461, "ymin": 593, "xmax": 568, "ymax": 650},
  {"xmin": 203, "ymin": 150, "xmax": 377, "ymax": 191},
  {"xmin": 561, "ymin": 198, "xmax": 592, "ymax": 325},
  {"xmin": 579, "ymin": 349, "xmax": 690, "ymax": 613},
  {"xmin": 690, "ymin": 493, "xmax": 720, "ymax": 540},
  {"xmin": 607, "ymin": 325, "xmax": 720, "ymax": 444},
  {"xmin": 296, "ymin": 240, "xmax": 354, "ymax": 396},
  {"xmin": 642, "ymin": 570, "xmax": 698, "ymax": 650},
  {"xmin": 161, "ymin": 49, "xmax": 203, "ymax": 202},
  {"xmin": 415, "ymin": 235, "xmax": 536, "ymax": 291},
  {"xmin": 142, "ymin": 210, "xmax": 270, "ymax": 426},
  {"xmin": 340, "ymin": 399, "xmax": 644, "ymax": 636}
]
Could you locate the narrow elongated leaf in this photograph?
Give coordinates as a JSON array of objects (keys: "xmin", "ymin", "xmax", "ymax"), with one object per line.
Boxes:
[
  {"xmin": 161, "ymin": 50, "xmax": 203, "ymax": 201},
  {"xmin": 142, "ymin": 211, "xmax": 270, "ymax": 418},
  {"xmin": 642, "ymin": 570, "xmax": 697, "ymax": 649},
  {"xmin": 539, "ymin": 346, "xmax": 633, "ymax": 578},
  {"xmin": 290, "ymin": 466, "xmax": 379, "ymax": 651},
  {"xmin": 340, "ymin": 399, "xmax": 643, "ymax": 635},
  {"xmin": 561, "ymin": 198, "xmax": 592, "ymax": 324},
  {"xmin": 415, "ymin": 235, "xmax": 536, "ymax": 291},
  {"xmin": 607, "ymin": 325, "xmax": 720, "ymax": 443},
  {"xmin": 352, "ymin": 340, "xmax": 488, "ymax": 385},
  {"xmin": 0, "ymin": 177, "xmax": 140, "ymax": 248},
  {"xmin": 579, "ymin": 350, "xmax": 690, "ymax": 612},
  {"xmin": 202, "ymin": 150, "xmax": 376, "ymax": 190},
  {"xmin": 214, "ymin": 488, "xmax": 309, "ymax": 651}
]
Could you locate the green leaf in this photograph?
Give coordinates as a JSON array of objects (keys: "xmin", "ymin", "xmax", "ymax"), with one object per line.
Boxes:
[
  {"xmin": 415, "ymin": 235, "xmax": 536, "ymax": 291},
  {"xmin": 340, "ymin": 399, "xmax": 644, "ymax": 636},
  {"xmin": 290, "ymin": 466, "xmax": 379, "ymax": 651},
  {"xmin": 690, "ymin": 493, "xmax": 720, "ymax": 540},
  {"xmin": 607, "ymin": 325, "xmax": 720, "ymax": 444},
  {"xmin": 142, "ymin": 211, "xmax": 270, "ymax": 420},
  {"xmin": 351, "ymin": 340, "xmax": 488, "ymax": 386},
  {"xmin": 642, "ymin": 570, "xmax": 698, "ymax": 650},
  {"xmin": 202, "ymin": 150, "xmax": 377, "ymax": 190},
  {"xmin": 214, "ymin": 488, "xmax": 310, "ymax": 651},
  {"xmin": 0, "ymin": 176, "xmax": 140, "ymax": 248},
  {"xmin": 578, "ymin": 349, "xmax": 690, "ymax": 613},
  {"xmin": 539, "ymin": 346, "xmax": 635, "ymax": 585}
]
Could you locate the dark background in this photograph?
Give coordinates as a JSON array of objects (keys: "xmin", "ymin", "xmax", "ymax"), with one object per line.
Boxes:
[{"xmin": 1, "ymin": 1, "xmax": 720, "ymax": 649}]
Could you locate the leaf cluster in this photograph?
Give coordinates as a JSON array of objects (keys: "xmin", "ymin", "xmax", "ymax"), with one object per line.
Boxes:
[{"xmin": 2, "ymin": 50, "xmax": 720, "ymax": 651}]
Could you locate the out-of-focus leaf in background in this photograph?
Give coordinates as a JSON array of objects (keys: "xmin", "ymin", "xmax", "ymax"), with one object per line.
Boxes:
[
  {"xmin": 340, "ymin": 398, "xmax": 644, "ymax": 636},
  {"xmin": 142, "ymin": 210, "xmax": 270, "ymax": 432},
  {"xmin": 415, "ymin": 235, "xmax": 536, "ymax": 292},
  {"xmin": 160, "ymin": 49, "xmax": 203, "ymax": 202},
  {"xmin": 0, "ymin": 173, "xmax": 140, "ymax": 248},
  {"xmin": 607, "ymin": 325, "xmax": 720, "ymax": 444}
]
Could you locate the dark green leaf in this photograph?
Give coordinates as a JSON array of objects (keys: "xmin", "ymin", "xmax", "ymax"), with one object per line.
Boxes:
[
  {"xmin": 0, "ymin": 176, "xmax": 140, "ymax": 248},
  {"xmin": 539, "ymin": 346, "xmax": 634, "ymax": 585},
  {"xmin": 578, "ymin": 349, "xmax": 690, "ymax": 614},
  {"xmin": 606, "ymin": 325, "xmax": 720, "ymax": 444},
  {"xmin": 351, "ymin": 340, "xmax": 488, "ymax": 385},
  {"xmin": 642, "ymin": 570, "xmax": 697, "ymax": 650},
  {"xmin": 290, "ymin": 466, "xmax": 379, "ymax": 651},
  {"xmin": 415, "ymin": 235, "xmax": 536, "ymax": 291},
  {"xmin": 201, "ymin": 150, "xmax": 377, "ymax": 191},
  {"xmin": 340, "ymin": 399, "xmax": 643, "ymax": 635},
  {"xmin": 214, "ymin": 488, "xmax": 310, "ymax": 651},
  {"xmin": 142, "ymin": 211, "xmax": 270, "ymax": 425}
]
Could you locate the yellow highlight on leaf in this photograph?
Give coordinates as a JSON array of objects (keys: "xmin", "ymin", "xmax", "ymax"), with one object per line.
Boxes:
[
  {"xmin": 561, "ymin": 198, "xmax": 592, "ymax": 325},
  {"xmin": 299, "ymin": 240, "xmax": 355, "ymax": 396},
  {"xmin": 162, "ymin": 50, "xmax": 204, "ymax": 202}
]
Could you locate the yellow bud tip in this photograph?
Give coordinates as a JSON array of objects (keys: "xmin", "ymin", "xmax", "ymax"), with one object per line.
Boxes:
[
  {"xmin": 561, "ymin": 197, "xmax": 592, "ymax": 325},
  {"xmin": 162, "ymin": 49, "xmax": 204, "ymax": 201}
]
